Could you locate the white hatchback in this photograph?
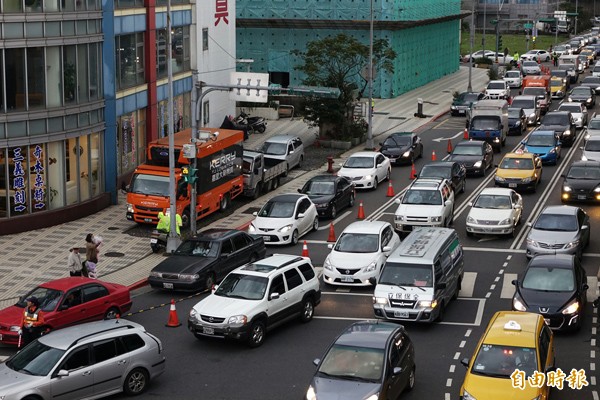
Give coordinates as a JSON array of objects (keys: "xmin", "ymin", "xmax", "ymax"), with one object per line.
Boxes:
[
  {"xmin": 323, "ymin": 221, "xmax": 400, "ymax": 287},
  {"xmin": 466, "ymin": 188, "xmax": 523, "ymax": 237},
  {"xmin": 503, "ymin": 70, "xmax": 523, "ymax": 88},
  {"xmin": 248, "ymin": 193, "xmax": 318, "ymax": 245},
  {"xmin": 338, "ymin": 151, "xmax": 391, "ymax": 190},
  {"xmin": 558, "ymin": 102, "xmax": 588, "ymax": 128}
]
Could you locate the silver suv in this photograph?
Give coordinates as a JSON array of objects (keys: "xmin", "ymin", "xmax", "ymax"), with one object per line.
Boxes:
[
  {"xmin": 394, "ymin": 178, "xmax": 455, "ymax": 232},
  {"xmin": 188, "ymin": 254, "xmax": 321, "ymax": 347},
  {"xmin": 0, "ymin": 319, "xmax": 165, "ymax": 400},
  {"xmin": 259, "ymin": 135, "xmax": 304, "ymax": 175}
]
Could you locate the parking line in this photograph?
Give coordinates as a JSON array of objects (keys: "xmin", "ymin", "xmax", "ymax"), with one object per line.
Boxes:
[
  {"xmin": 500, "ymin": 273, "xmax": 518, "ymax": 299},
  {"xmin": 459, "ymin": 272, "xmax": 477, "ymax": 298}
]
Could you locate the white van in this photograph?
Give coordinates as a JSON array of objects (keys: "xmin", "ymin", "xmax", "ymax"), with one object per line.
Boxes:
[{"xmin": 371, "ymin": 227, "xmax": 464, "ymax": 323}]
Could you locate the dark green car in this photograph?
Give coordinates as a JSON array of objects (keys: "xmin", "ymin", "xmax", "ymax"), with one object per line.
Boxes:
[{"xmin": 450, "ymin": 92, "xmax": 484, "ymax": 116}]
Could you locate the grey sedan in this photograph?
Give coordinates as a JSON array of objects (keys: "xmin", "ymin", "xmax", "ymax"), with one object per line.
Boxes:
[{"xmin": 526, "ymin": 205, "xmax": 590, "ymax": 259}]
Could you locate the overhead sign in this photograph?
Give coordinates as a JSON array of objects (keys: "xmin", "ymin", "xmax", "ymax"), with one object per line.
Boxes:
[
  {"xmin": 229, "ymin": 72, "xmax": 269, "ymax": 103},
  {"xmin": 554, "ymin": 10, "xmax": 567, "ymax": 18},
  {"xmin": 524, "ymin": 23, "xmax": 533, "ymax": 29}
]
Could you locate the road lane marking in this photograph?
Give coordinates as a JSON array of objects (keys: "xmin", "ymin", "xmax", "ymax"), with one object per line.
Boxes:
[
  {"xmin": 321, "ymin": 292, "xmax": 372, "ymax": 297},
  {"xmin": 449, "ymin": 365, "xmax": 455, "ymax": 373},
  {"xmin": 501, "ymin": 273, "xmax": 517, "ymax": 299},
  {"xmin": 462, "ymin": 247, "xmax": 526, "ymax": 253},
  {"xmin": 315, "ymin": 211, "xmax": 352, "ymax": 230},
  {"xmin": 459, "ymin": 340, "xmax": 466, "ymax": 348},
  {"xmin": 465, "ymin": 329, "xmax": 472, "ymax": 337},
  {"xmin": 446, "ymin": 378, "xmax": 452, "ymax": 387},
  {"xmin": 459, "ymin": 272, "xmax": 477, "ymax": 298}
]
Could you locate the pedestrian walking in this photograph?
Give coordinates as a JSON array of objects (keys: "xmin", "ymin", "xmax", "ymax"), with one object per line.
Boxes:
[
  {"xmin": 85, "ymin": 233, "xmax": 102, "ymax": 264},
  {"xmin": 156, "ymin": 210, "xmax": 182, "ymax": 236},
  {"xmin": 20, "ymin": 296, "xmax": 45, "ymax": 347},
  {"xmin": 67, "ymin": 245, "xmax": 83, "ymax": 276},
  {"xmin": 552, "ymin": 51, "xmax": 558, "ymax": 67}
]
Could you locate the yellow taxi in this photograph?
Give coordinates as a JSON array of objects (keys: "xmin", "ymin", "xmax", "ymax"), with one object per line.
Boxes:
[
  {"xmin": 550, "ymin": 73, "xmax": 568, "ymax": 99},
  {"xmin": 459, "ymin": 311, "xmax": 555, "ymax": 400},
  {"xmin": 494, "ymin": 150, "xmax": 542, "ymax": 192},
  {"xmin": 580, "ymin": 48, "xmax": 595, "ymax": 63}
]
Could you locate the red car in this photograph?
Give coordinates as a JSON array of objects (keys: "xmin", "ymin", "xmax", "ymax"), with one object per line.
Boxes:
[{"xmin": 0, "ymin": 277, "xmax": 132, "ymax": 346}]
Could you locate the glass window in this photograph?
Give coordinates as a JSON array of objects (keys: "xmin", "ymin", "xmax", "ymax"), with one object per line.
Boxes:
[
  {"xmin": 62, "ymin": 20, "xmax": 75, "ymax": 36},
  {"xmin": 47, "ymin": 141, "xmax": 65, "ymax": 209},
  {"xmin": 221, "ymin": 239, "xmax": 233, "ymax": 254},
  {"xmin": 26, "ymin": 22, "xmax": 44, "ymax": 37},
  {"xmin": 93, "ymin": 339, "xmax": 118, "ymax": 363},
  {"xmin": 27, "ymin": 47, "xmax": 46, "ymax": 109},
  {"xmin": 46, "ymin": 22, "xmax": 61, "ymax": 36},
  {"xmin": 118, "ymin": 113, "xmax": 135, "ymax": 175},
  {"xmin": 65, "ymin": 138, "xmax": 80, "ymax": 204},
  {"xmin": 5, "ymin": 48, "xmax": 26, "ymax": 112},
  {"xmin": 46, "ymin": 46, "xmax": 62, "ymax": 108},
  {"xmin": 4, "ymin": 0, "xmax": 23, "ymax": 12},
  {"xmin": 63, "ymin": 45, "xmax": 77, "ymax": 104},
  {"xmin": 231, "ymin": 233, "xmax": 249, "ymax": 251},
  {"xmin": 284, "ymin": 268, "xmax": 303, "ymax": 290},
  {"xmin": 136, "ymin": 109, "xmax": 146, "ymax": 165},
  {"xmin": 116, "ymin": 33, "xmax": 145, "ymax": 90},
  {"xmin": 83, "ymin": 284, "xmax": 108, "ymax": 302},
  {"xmin": 0, "ymin": 52, "xmax": 4, "ymax": 113},
  {"xmin": 90, "ymin": 132, "xmax": 102, "ymax": 196},
  {"xmin": 77, "ymin": 20, "xmax": 87, "ymax": 35},
  {"xmin": 297, "ymin": 263, "xmax": 314, "ymax": 281},
  {"xmin": 4, "ymin": 23, "xmax": 24, "ymax": 39},
  {"xmin": 79, "ymin": 135, "xmax": 91, "ymax": 201},
  {"xmin": 0, "ymin": 149, "xmax": 7, "ymax": 217},
  {"xmin": 89, "ymin": 43, "xmax": 101, "ymax": 100},
  {"xmin": 269, "ymin": 275, "xmax": 286, "ymax": 295},
  {"xmin": 172, "ymin": 26, "xmax": 191, "ymax": 75},
  {"xmin": 60, "ymin": 346, "xmax": 90, "ymax": 371},
  {"xmin": 121, "ymin": 334, "xmax": 145, "ymax": 352},
  {"xmin": 29, "ymin": 119, "xmax": 46, "ymax": 135},
  {"xmin": 78, "ymin": 44, "xmax": 89, "ymax": 103},
  {"xmin": 202, "ymin": 28, "xmax": 209, "ymax": 51}
]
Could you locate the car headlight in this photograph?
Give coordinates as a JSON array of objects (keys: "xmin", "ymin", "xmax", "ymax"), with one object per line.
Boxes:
[
  {"xmin": 588, "ymin": 98, "xmax": 593, "ymax": 103},
  {"xmin": 462, "ymin": 389, "xmax": 477, "ymax": 400},
  {"xmin": 402, "ymin": 151, "xmax": 411, "ymax": 158},
  {"xmin": 418, "ymin": 300, "xmax": 437, "ymax": 308},
  {"xmin": 179, "ymin": 274, "xmax": 200, "ymax": 282},
  {"xmin": 306, "ymin": 385, "xmax": 317, "ymax": 400},
  {"xmin": 366, "ymin": 261, "xmax": 377, "ymax": 272},
  {"xmin": 278, "ymin": 224, "xmax": 293, "ymax": 233},
  {"xmin": 594, "ymin": 186, "xmax": 600, "ymax": 193},
  {"xmin": 582, "ymin": 155, "xmax": 589, "ymax": 161},
  {"xmin": 127, "ymin": 203, "xmax": 134, "ymax": 213},
  {"xmin": 190, "ymin": 309, "xmax": 197, "ymax": 319},
  {"xmin": 9, "ymin": 325, "xmax": 20, "ymax": 332},
  {"xmin": 228, "ymin": 315, "xmax": 248, "ymax": 325},
  {"xmin": 522, "ymin": 177, "xmax": 532, "ymax": 183},
  {"xmin": 431, "ymin": 216, "xmax": 442, "ymax": 222},
  {"xmin": 466, "ymin": 215, "xmax": 475, "ymax": 223},
  {"xmin": 365, "ymin": 394, "xmax": 379, "ymax": 400},
  {"xmin": 515, "ymin": 120, "xmax": 521, "ymax": 126},
  {"xmin": 364, "ymin": 175, "xmax": 372, "ymax": 180},
  {"xmin": 586, "ymin": 134, "xmax": 591, "ymax": 140},
  {"xmin": 495, "ymin": 175, "xmax": 506, "ymax": 182},
  {"xmin": 568, "ymin": 97, "xmax": 574, "ymax": 102},
  {"xmin": 562, "ymin": 301, "xmax": 580, "ymax": 314},
  {"xmin": 564, "ymin": 130, "xmax": 571, "ymax": 136},
  {"xmin": 316, "ymin": 203, "xmax": 328, "ymax": 208},
  {"xmin": 150, "ymin": 271, "xmax": 161, "ymax": 278},
  {"xmin": 549, "ymin": 148, "xmax": 556, "ymax": 154},
  {"xmin": 473, "ymin": 161, "xmax": 482, "ymax": 168},
  {"xmin": 499, "ymin": 218, "xmax": 511, "ymax": 225},
  {"xmin": 248, "ymin": 224, "xmax": 256, "ymax": 233},
  {"xmin": 563, "ymin": 186, "xmax": 572, "ymax": 192},
  {"xmin": 451, "ymin": 105, "xmax": 457, "ymax": 110},
  {"xmin": 513, "ymin": 297, "xmax": 527, "ymax": 311},
  {"xmin": 373, "ymin": 296, "xmax": 389, "ymax": 305},
  {"xmin": 529, "ymin": 112, "xmax": 536, "ymax": 119},
  {"xmin": 395, "ymin": 215, "xmax": 404, "ymax": 221},
  {"xmin": 323, "ymin": 257, "xmax": 333, "ymax": 271},
  {"xmin": 564, "ymin": 239, "xmax": 580, "ymax": 249},
  {"xmin": 526, "ymin": 238, "xmax": 539, "ymax": 247}
]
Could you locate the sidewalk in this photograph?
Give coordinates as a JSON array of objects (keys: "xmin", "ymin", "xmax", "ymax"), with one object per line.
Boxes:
[{"xmin": 0, "ymin": 66, "xmax": 489, "ymax": 308}]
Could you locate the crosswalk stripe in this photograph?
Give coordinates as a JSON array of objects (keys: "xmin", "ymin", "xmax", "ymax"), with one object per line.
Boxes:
[
  {"xmin": 459, "ymin": 272, "xmax": 477, "ymax": 298},
  {"xmin": 500, "ymin": 273, "xmax": 518, "ymax": 299}
]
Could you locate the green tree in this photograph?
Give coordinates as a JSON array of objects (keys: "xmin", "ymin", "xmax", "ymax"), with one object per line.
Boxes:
[{"xmin": 292, "ymin": 33, "xmax": 396, "ymax": 140}]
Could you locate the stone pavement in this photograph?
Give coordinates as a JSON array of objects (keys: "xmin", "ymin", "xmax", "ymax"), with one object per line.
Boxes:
[{"xmin": 0, "ymin": 66, "xmax": 489, "ymax": 308}]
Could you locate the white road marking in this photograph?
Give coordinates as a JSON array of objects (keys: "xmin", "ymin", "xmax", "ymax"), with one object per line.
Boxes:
[
  {"xmin": 316, "ymin": 211, "xmax": 352, "ymax": 230},
  {"xmin": 459, "ymin": 272, "xmax": 477, "ymax": 298},
  {"xmin": 589, "ymin": 277, "xmax": 599, "ymax": 302},
  {"xmin": 446, "ymin": 378, "xmax": 452, "ymax": 387},
  {"xmin": 445, "ymin": 393, "xmax": 451, "ymax": 400},
  {"xmin": 449, "ymin": 365, "xmax": 455, "ymax": 373},
  {"xmin": 454, "ymin": 352, "xmax": 461, "ymax": 360},
  {"xmin": 465, "ymin": 329, "xmax": 472, "ymax": 337},
  {"xmin": 593, "ymin": 391, "xmax": 599, "ymax": 400},
  {"xmin": 463, "ymin": 247, "xmax": 526, "ymax": 254},
  {"xmin": 501, "ymin": 273, "xmax": 518, "ymax": 299},
  {"xmin": 459, "ymin": 340, "xmax": 466, "ymax": 348}
]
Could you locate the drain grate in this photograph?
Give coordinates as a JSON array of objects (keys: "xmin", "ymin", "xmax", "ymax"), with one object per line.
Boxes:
[
  {"xmin": 107, "ymin": 227, "xmax": 120, "ymax": 231},
  {"xmin": 104, "ymin": 252, "xmax": 125, "ymax": 258},
  {"xmin": 373, "ymin": 112, "xmax": 390, "ymax": 115},
  {"xmin": 244, "ymin": 207, "xmax": 261, "ymax": 215},
  {"xmin": 388, "ymin": 116, "xmax": 407, "ymax": 120}
]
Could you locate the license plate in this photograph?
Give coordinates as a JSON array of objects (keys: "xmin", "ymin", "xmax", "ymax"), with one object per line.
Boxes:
[
  {"xmin": 508, "ymin": 183, "xmax": 517, "ymax": 188},
  {"xmin": 150, "ymin": 238, "xmax": 157, "ymax": 243},
  {"xmin": 144, "ymin": 218, "xmax": 153, "ymax": 223},
  {"xmin": 263, "ymin": 236, "xmax": 271, "ymax": 242},
  {"xmin": 163, "ymin": 283, "xmax": 173, "ymax": 289},
  {"xmin": 342, "ymin": 276, "xmax": 354, "ymax": 283},
  {"xmin": 203, "ymin": 327, "xmax": 214, "ymax": 335},
  {"xmin": 394, "ymin": 311, "xmax": 409, "ymax": 318},
  {"xmin": 578, "ymin": 195, "xmax": 587, "ymax": 200},
  {"xmin": 458, "ymin": 110, "xmax": 465, "ymax": 114}
]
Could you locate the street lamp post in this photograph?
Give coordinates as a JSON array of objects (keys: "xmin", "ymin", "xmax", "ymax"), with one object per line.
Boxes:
[
  {"xmin": 575, "ymin": 0, "xmax": 579, "ymax": 35},
  {"xmin": 366, "ymin": 0, "xmax": 374, "ymax": 151},
  {"xmin": 468, "ymin": 0, "xmax": 474, "ymax": 92}
]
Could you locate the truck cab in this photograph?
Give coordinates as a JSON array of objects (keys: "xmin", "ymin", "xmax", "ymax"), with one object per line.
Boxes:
[{"xmin": 467, "ymin": 99, "xmax": 509, "ymax": 153}]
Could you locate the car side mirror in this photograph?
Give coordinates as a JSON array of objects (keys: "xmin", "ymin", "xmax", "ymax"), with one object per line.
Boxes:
[
  {"xmin": 583, "ymin": 283, "xmax": 590, "ymax": 290},
  {"xmin": 580, "ymin": 146, "xmax": 584, "ymax": 150},
  {"xmin": 461, "ymin": 358, "xmax": 470, "ymax": 368},
  {"xmin": 582, "ymin": 225, "xmax": 589, "ymax": 230},
  {"xmin": 436, "ymin": 282, "xmax": 447, "ymax": 290},
  {"xmin": 527, "ymin": 222, "xmax": 532, "ymax": 227},
  {"xmin": 520, "ymin": 140, "xmax": 526, "ymax": 145},
  {"xmin": 379, "ymin": 142, "xmax": 383, "ymax": 146},
  {"xmin": 395, "ymin": 198, "xmax": 401, "ymax": 204},
  {"xmin": 269, "ymin": 292, "xmax": 280, "ymax": 300},
  {"xmin": 382, "ymin": 246, "xmax": 392, "ymax": 253},
  {"xmin": 376, "ymin": 163, "xmax": 382, "ymax": 168},
  {"xmin": 512, "ymin": 279, "xmax": 519, "ymax": 287},
  {"xmin": 327, "ymin": 243, "xmax": 333, "ymax": 249},
  {"xmin": 313, "ymin": 358, "xmax": 320, "ymax": 367},
  {"xmin": 253, "ymin": 211, "xmax": 258, "ymax": 216},
  {"xmin": 125, "ymin": 184, "xmax": 131, "ymax": 192},
  {"xmin": 297, "ymin": 188, "xmax": 302, "ymax": 193},
  {"xmin": 57, "ymin": 370, "xmax": 69, "ymax": 378},
  {"xmin": 297, "ymin": 212, "xmax": 305, "ymax": 219},
  {"xmin": 58, "ymin": 304, "xmax": 69, "ymax": 311},
  {"xmin": 289, "ymin": 150, "xmax": 294, "ymax": 155},
  {"xmin": 368, "ymin": 277, "xmax": 377, "ymax": 286},
  {"xmin": 212, "ymin": 285, "xmax": 218, "ymax": 294},
  {"xmin": 221, "ymin": 253, "xmax": 230, "ymax": 258},
  {"xmin": 468, "ymin": 201, "xmax": 473, "ymax": 207},
  {"xmin": 392, "ymin": 367, "xmax": 402, "ymax": 376}
]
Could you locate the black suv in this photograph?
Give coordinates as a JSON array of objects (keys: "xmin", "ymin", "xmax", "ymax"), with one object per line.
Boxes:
[
  {"xmin": 538, "ymin": 111, "xmax": 577, "ymax": 147},
  {"xmin": 379, "ymin": 132, "xmax": 423, "ymax": 165},
  {"xmin": 417, "ymin": 161, "xmax": 466, "ymax": 194},
  {"xmin": 561, "ymin": 160, "xmax": 600, "ymax": 203},
  {"xmin": 447, "ymin": 141, "xmax": 494, "ymax": 177}
]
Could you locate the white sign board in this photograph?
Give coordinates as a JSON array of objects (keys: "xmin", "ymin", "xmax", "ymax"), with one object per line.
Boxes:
[
  {"xmin": 554, "ymin": 10, "xmax": 566, "ymax": 18},
  {"xmin": 229, "ymin": 72, "xmax": 269, "ymax": 103}
]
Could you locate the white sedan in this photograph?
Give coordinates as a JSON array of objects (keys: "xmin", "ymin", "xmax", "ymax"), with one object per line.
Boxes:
[
  {"xmin": 248, "ymin": 193, "xmax": 318, "ymax": 245},
  {"xmin": 323, "ymin": 221, "xmax": 400, "ymax": 286},
  {"xmin": 520, "ymin": 50, "xmax": 551, "ymax": 62},
  {"xmin": 338, "ymin": 151, "xmax": 391, "ymax": 190},
  {"xmin": 558, "ymin": 102, "xmax": 588, "ymax": 128},
  {"xmin": 466, "ymin": 188, "xmax": 523, "ymax": 237}
]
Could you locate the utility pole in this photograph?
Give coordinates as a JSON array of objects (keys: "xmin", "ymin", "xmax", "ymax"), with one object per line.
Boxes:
[
  {"xmin": 366, "ymin": 0, "xmax": 374, "ymax": 150},
  {"xmin": 483, "ymin": 0, "xmax": 487, "ymax": 50},
  {"xmin": 190, "ymin": 71, "xmax": 198, "ymax": 235},
  {"xmin": 575, "ymin": 0, "xmax": 579, "ymax": 35},
  {"xmin": 468, "ymin": 0, "xmax": 474, "ymax": 92}
]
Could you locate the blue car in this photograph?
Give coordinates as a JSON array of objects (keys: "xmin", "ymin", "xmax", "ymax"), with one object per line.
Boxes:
[{"xmin": 521, "ymin": 130, "xmax": 562, "ymax": 165}]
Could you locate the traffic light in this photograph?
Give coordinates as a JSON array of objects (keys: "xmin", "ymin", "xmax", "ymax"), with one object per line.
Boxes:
[
  {"xmin": 498, "ymin": 35, "xmax": 503, "ymax": 49},
  {"xmin": 182, "ymin": 167, "xmax": 198, "ymax": 184}
]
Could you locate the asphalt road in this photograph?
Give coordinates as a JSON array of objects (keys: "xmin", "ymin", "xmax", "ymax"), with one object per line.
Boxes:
[{"xmin": 96, "ymin": 60, "xmax": 600, "ymax": 400}]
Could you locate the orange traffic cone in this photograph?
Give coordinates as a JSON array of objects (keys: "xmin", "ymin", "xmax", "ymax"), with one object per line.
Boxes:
[
  {"xmin": 327, "ymin": 223, "xmax": 336, "ymax": 242},
  {"xmin": 357, "ymin": 201, "xmax": 365, "ymax": 219},
  {"xmin": 302, "ymin": 241, "xmax": 309, "ymax": 257},
  {"xmin": 386, "ymin": 180, "xmax": 395, "ymax": 197},
  {"xmin": 463, "ymin": 128, "xmax": 469, "ymax": 140},
  {"xmin": 447, "ymin": 139, "xmax": 453, "ymax": 154},
  {"xmin": 431, "ymin": 150, "xmax": 437, "ymax": 161},
  {"xmin": 410, "ymin": 163, "xmax": 417, "ymax": 179},
  {"xmin": 165, "ymin": 299, "xmax": 181, "ymax": 328}
]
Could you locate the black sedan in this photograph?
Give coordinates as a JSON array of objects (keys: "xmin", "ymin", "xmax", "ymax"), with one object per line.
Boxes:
[
  {"xmin": 299, "ymin": 175, "xmax": 355, "ymax": 218},
  {"xmin": 148, "ymin": 229, "xmax": 266, "ymax": 291},
  {"xmin": 511, "ymin": 254, "xmax": 588, "ymax": 331},
  {"xmin": 306, "ymin": 321, "xmax": 415, "ymax": 400},
  {"xmin": 417, "ymin": 161, "xmax": 466, "ymax": 194},
  {"xmin": 446, "ymin": 140, "xmax": 494, "ymax": 176},
  {"xmin": 538, "ymin": 111, "xmax": 577, "ymax": 147},
  {"xmin": 378, "ymin": 132, "xmax": 423, "ymax": 165},
  {"xmin": 450, "ymin": 92, "xmax": 485, "ymax": 116},
  {"xmin": 580, "ymin": 75, "xmax": 600, "ymax": 95},
  {"xmin": 508, "ymin": 107, "xmax": 527, "ymax": 136},
  {"xmin": 568, "ymin": 86, "xmax": 596, "ymax": 108},
  {"xmin": 561, "ymin": 160, "xmax": 600, "ymax": 203}
]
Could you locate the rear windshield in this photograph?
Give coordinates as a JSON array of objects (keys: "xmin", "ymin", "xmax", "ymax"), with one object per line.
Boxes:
[
  {"xmin": 511, "ymin": 99, "xmax": 535, "ymax": 109},
  {"xmin": 471, "ymin": 117, "xmax": 501, "ymax": 130}
]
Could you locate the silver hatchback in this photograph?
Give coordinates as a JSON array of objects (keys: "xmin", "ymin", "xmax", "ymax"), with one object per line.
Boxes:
[{"xmin": 0, "ymin": 319, "xmax": 165, "ymax": 400}]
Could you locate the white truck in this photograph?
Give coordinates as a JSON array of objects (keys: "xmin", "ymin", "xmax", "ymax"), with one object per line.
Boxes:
[{"xmin": 242, "ymin": 150, "xmax": 288, "ymax": 198}]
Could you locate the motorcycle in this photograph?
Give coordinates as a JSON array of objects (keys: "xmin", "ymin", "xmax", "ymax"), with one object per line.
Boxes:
[
  {"xmin": 150, "ymin": 229, "xmax": 168, "ymax": 253},
  {"xmin": 235, "ymin": 111, "xmax": 267, "ymax": 133}
]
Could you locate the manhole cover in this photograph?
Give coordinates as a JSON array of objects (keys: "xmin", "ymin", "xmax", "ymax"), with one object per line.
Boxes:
[
  {"xmin": 107, "ymin": 227, "xmax": 120, "ymax": 230},
  {"xmin": 244, "ymin": 207, "xmax": 261, "ymax": 215},
  {"xmin": 104, "ymin": 252, "xmax": 125, "ymax": 257}
]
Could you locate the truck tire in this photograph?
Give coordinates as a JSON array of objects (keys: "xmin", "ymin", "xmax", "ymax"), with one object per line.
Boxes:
[
  {"xmin": 272, "ymin": 177, "xmax": 280, "ymax": 190},
  {"xmin": 220, "ymin": 194, "xmax": 230, "ymax": 211},
  {"xmin": 253, "ymin": 183, "xmax": 262, "ymax": 199}
]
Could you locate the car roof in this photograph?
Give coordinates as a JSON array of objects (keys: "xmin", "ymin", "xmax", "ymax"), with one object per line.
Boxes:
[
  {"xmin": 268, "ymin": 193, "xmax": 304, "ymax": 203},
  {"xmin": 569, "ymin": 160, "xmax": 600, "ymax": 168},
  {"xmin": 455, "ymin": 140, "xmax": 483, "ymax": 147},
  {"xmin": 482, "ymin": 311, "xmax": 542, "ymax": 347},
  {"xmin": 388, "ymin": 131, "xmax": 414, "ymax": 137},
  {"xmin": 238, "ymin": 254, "xmax": 308, "ymax": 276},
  {"xmin": 335, "ymin": 321, "xmax": 401, "ymax": 349},
  {"xmin": 39, "ymin": 277, "xmax": 107, "ymax": 291},
  {"xmin": 306, "ymin": 175, "xmax": 341, "ymax": 183},
  {"xmin": 38, "ymin": 319, "xmax": 144, "ymax": 350},
  {"xmin": 502, "ymin": 151, "xmax": 535, "ymax": 160},
  {"xmin": 422, "ymin": 161, "xmax": 455, "ymax": 168},
  {"xmin": 265, "ymin": 135, "xmax": 298, "ymax": 144},
  {"xmin": 513, "ymin": 95, "xmax": 537, "ymax": 101},
  {"xmin": 410, "ymin": 178, "xmax": 446, "ymax": 189},
  {"xmin": 350, "ymin": 151, "xmax": 379, "ymax": 158},
  {"xmin": 540, "ymin": 205, "xmax": 579, "ymax": 216},
  {"xmin": 478, "ymin": 187, "xmax": 514, "ymax": 196},
  {"xmin": 528, "ymin": 254, "xmax": 575, "ymax": 269},
  {"xmin": 529, "ymin": 130, "xmax": 556, "ymax": 136},
  {"xmin": 544, "ymin": 111, "xmax": 570, "ymax": 117},
  {"xmin": 342, "ymin": 221, "xmax": 389, "ymax": 234}
]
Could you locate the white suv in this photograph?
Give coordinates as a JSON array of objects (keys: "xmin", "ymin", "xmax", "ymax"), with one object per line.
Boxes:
[
  {"xmin": 188, "ymin": 254, "xmax": 321, "ymax": 347},
  {"xmin": 394, "ymin": 178, "xmax": 455, "ymax": 233},
  {"xmin": 485, "ymin": 80, "xmax": 510, "ymax": 99}
]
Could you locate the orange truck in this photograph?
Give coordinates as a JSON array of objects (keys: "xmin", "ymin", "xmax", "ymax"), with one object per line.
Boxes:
[
  {"xmin": 126, "ymin": 127, "xmax": 244, "ymax": 228},
  {"xmin": 521, "ymin": 75, "xmax": 551, "ymax": 114}
]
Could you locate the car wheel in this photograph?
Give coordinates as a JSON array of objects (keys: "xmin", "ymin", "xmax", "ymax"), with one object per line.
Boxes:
[
  {"xmin": 252, "ymin": 183, "xmax": 262, "ymax": 199},
  {"xmin": 271, "ymin": 177, "xmax": 280, "ymax": 190},
  {"xmin": 291, "ymin": 230, "xmax": 299, "ymax": 245},
  {"xmin": 300, "ymin": 298, "xmax": 315, "ymax": 323},
  {"xmin": 151, "ymin": 244, "xmax": 160, "ymax": 253},
  {"xmin": 480, "ymin": 165, "xmax": 486, "ymax": 177},
  {"xmin": 204, "ymin": 273, "xmax": 216, "ymax": 291},
  {"xmin": 373, "ymin": 177, "xmax": 378, "ymax": 190},
  {"xmin": 461, "ymin": 179, "xmax": 466, "ymax": 193},
  {"xmin": 312, "ymin": 217, "xmax": 319, "ymax": 232},
  {"xmin": 104, "ymin": 307, "xmax": 120, "ymax": 320},
  {"xmin": 257, "ymin": 125, "xmax": 266, "ymax": 133},
  {"xmin": 220, "ymin": 194, "xmax": 230, "ymax": 211},
  {"xmin": 284, "ymin": 163, "xmax": 290, "ymax": 177},
  {"xmin": 510, "ymin": 226, "xmax": 517, "ymax": 238},
  {"xmin": 436, "ymin": 302, "xmax": 445, "ymax": 322},
  {"xmin": 247, "ymin": 320, "xmax": 266, "ymax": 348},
  {"xmin": 330, "ymin": 205, "xmax": 337, "ymax": 219},
  {"xmin": 123, "ymin": 367, "xmax": 149, "ymax": 395},
  {"xmin": 385, "ymin": 168, "xmax": 391, "ymax": 181},
  {"xmin": 406, "ymin": 366, "xmax": 416, "ymax": 391},
  {"xmin": 452, "ymin": 279, "xmax": 461, "ymax": 300}
]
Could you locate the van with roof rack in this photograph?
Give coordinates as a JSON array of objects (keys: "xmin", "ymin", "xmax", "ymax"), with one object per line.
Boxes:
[
  {"xmin": 188, "ymin": 254, "xmax": 321, "ymax": 347},
  {"xmin": 371, "ymin": 227, "xmax": 464, "ymax": 323}
]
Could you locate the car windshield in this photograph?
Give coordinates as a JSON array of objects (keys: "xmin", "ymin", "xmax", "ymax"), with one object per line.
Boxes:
[
  {"xmin": 5, "ymin": 340, "xmax": 65, "ymax": 376},
  {"xmin": 175, "ymin": 240, "xmax": 219, "ymax": 257},
  {"xmin": 571, "ymin": 87, "xmax": 591, "ymax": 95},
  {"xmin": 533, "ymin": 213, "xmax": 578, "ymax": 231},
  {"xmin": 522, "ymin": 266, "xmax": 575, "ymax": 291},
  {"xmin": 214, "ymin": 273, "xmax": 268, "ymax": 300},
  {"xmin": 385, "ymin": 135, "xmax": 411, "ymax": 146},
  {"xmin": 129, "ymin": 173, "xmax": 170, "ymax": 196},
  {"xmin": 471, "ymin": 117, "xmax": 500, "ymax": 130},
  {"xmin": 511, "ymin": 99, "xmax": 535, "ymax": 109},
  {"xmin": 242, "ymin": 157, "xmax": 253, "ymax": 174},
  {"xmin": 500, "ymin": 157, "xmax": 534, "ymax": 170},
  {"xmin": 542, "ymin": 114, "xmax": 568, "ymax": 125},
  {"xmin": 522, "ymin": 88, "xmax": 545, "ymax": 97},
  {"xmin": 559, "ymin": 105, "xmax": 582, "ymax": 113},
  {"xmin": 402, "ymin": 189, "xmax": 441, "ymax": 205},
  {"xmin": 551, "ymin": 70, "xmax": 568, "ymax": 77},
  {"xmin": 16, "ymin": 287, "xmax": 63, "ymax": 312},
  {"xmin": 523, "ymin": 61, "xmax": 538, "ymax": 67},
  {"xmin": 488, "ymin": 82, "xmax": 505, "ymax": 90},
  {"xmin": 558, "ymin": 64, "xmax": 575, "ymax": 71},
  {"xmin": 589, "ymin": 119, "xmax": 600, "ymax": 130},
  {"xmin": 344, "ymin": 156, "xmax": 374, "ymax": 169},
  {"xmin": 585, "ymin": 140, "xmax": 600, "ymax": 151},
  {"xmin": 334, "ymin": 233, "xmax": 379, "ymax": 253},
  {"xmin": 379, "ymin": 262, "xmax": 433, "ymax": 287},
  {"xmin": 473, "ymin": 195, "xmax": 511, "ymax": 209},
  {"xmin": 527, "ymin": 135, "xmax": 555, "ymax": 147},
  {"xmin": 318, "ymin": 344, "xmax": 384, "ymax": 381},
  {"xmin": 419, "ymin": 165, "xmax": 450, "ymax": 179},
  {"xmin": 260, "ymin": 142, "xmax": 287, "ymax": 156},
  {"xmin": 508, "ymin": 109, "xmax": 522, "ymax": 118},
  {"xmin": 463, "ymin": 93, "xmax": 480, "ymax": 103},
  {"xmin": 505, "ymin": 71, "xmax": 520, "ymax": 78},
  {"xmin": 471, "ymin": 344, "xmax": 538, "ymax": 378},
  {"xmin": 567, "ymin": 166, "xmax": 600, "ymax": 179},
  {"xmin": 258, "ymin": 200, "xmax": 295, "ymax": 218},
  {"xmin": 453, "ymin": 145, "xmax": 482, "ymax": 156},
  {"xmin": 303, "ymin": 180, "xmax": 335, "ymax": 195}
]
